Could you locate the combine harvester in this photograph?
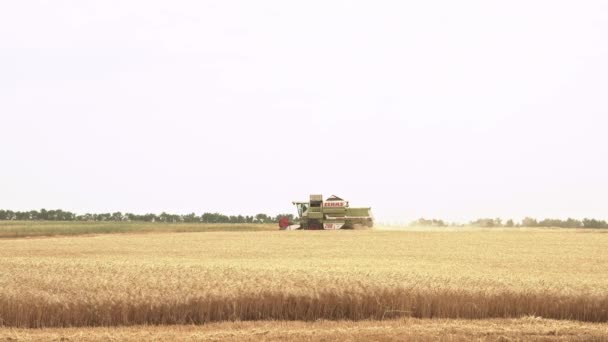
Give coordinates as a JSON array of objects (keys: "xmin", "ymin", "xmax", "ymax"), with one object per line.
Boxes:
[{"xmin": 279, "ymin": 194, "xmax": 373, "ymax": 230}]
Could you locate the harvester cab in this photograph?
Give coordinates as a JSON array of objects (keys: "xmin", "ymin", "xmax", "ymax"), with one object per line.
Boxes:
[
  {"xmin": 293, "ymin": 202, "xmax": 309, "ymax": 218},
  {"xmin": 279, "ymin": 194, "xmax": 373, "ymax": 230}
]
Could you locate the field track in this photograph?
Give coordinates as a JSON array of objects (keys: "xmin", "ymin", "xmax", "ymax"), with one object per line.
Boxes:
[
  {"xmin": 0, "ymin": 228, "xmax": 607, "ymax": 328},
  {"xmin": 1, "ymin": 318, "xmax": 608, "ymax": 341}
]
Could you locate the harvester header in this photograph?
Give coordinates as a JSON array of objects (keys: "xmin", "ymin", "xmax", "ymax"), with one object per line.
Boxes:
[{"xmin": 279, "ymin": 194, "xmax": 373, "ymax": 230}]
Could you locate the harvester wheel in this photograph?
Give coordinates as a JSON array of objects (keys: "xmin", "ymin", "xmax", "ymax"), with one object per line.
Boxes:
[{"xmin": 308, "ymin": 220, "xmax": 322, "ymax": 230}]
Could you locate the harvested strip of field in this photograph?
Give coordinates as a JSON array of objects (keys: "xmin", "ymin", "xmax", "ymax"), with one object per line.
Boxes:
[
  {"xmin": 1, "ymin": 318, "xmax": 608, "ymax": 342},
  {"xmin": 0, "ymin": 221, "xmax": 275, "ymax": 238},
  {"xmin": 0, "ymin": 230, "xmax": 607, "ymax": 327}
]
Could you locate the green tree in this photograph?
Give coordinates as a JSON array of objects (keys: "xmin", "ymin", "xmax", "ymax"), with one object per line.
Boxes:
[{"xmin": 522, "ymin": 217, "xmax": 538, "ymax": 227}]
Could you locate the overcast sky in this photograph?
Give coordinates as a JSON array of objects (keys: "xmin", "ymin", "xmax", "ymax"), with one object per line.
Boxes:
[{"xmin": 1, "ymin": 1, "xmax": 607, "ymax": 223}]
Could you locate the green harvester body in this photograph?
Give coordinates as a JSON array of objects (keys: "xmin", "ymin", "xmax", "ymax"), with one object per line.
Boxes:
[{"xmin": 283, "ymin": 194, "xmax": 373, "ymax": 230}]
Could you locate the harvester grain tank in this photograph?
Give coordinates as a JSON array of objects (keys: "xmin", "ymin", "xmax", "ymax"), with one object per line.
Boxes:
[{"xmin": 279, "ymin": 195, "xmax": 373, "ymax": 230}]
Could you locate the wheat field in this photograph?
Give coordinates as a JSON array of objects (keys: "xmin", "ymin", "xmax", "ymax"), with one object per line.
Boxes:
[
  {"xmin": 1, "ymin": 228, "xmax": 607, "ymax": 331},
  {"xmin": 0, "ymin": 221, "xmax": 276, "ymax": 238}
]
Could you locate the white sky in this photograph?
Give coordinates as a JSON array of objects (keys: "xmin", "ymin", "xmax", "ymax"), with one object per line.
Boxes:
[{"xmin": 1, "ymin": 1, "xmax": 607, "ymax": 223}]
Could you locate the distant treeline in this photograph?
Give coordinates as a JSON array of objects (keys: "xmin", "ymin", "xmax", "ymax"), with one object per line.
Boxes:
[
  {"xmin": 2, "ymin": 209, "xmax": 606, "ymax": 228},
  {"xmin": 0, "ymin": 209, "xmax": 294, "ymax": 224},
  {"xmin": 412, "ymin": 217, "xmax": 608, "ymax": 229}
]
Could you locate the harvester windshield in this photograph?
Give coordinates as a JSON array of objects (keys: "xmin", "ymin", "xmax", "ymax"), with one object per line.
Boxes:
[{"xmin": 293, "ymin": 202, "xmax": 308, "ymax": 217}]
